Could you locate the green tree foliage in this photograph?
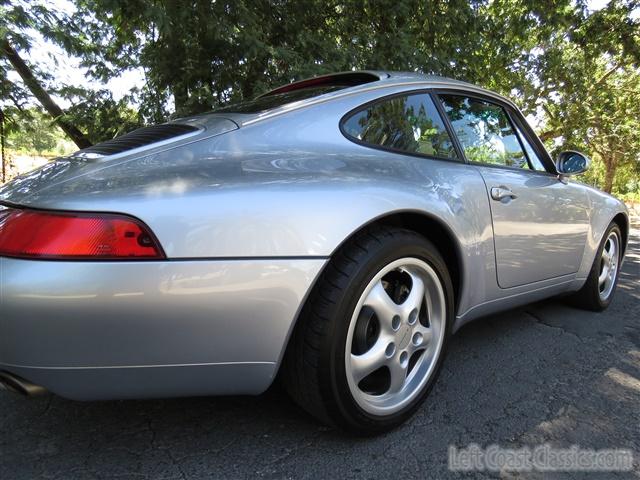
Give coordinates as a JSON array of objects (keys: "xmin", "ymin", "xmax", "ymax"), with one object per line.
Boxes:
[
  {"xmin": 0, "ymin": 1, "xmax": 93, "ymax": 147},
  {"xmin": 68, "ymin": 0, "xmax": 568, "ymax": 115},
  {"xmin": 68, "ymin": 0, "xmax": 357, "ymax": 117},
  {"xmin": 57, "ymin": 87, "xmax": 143, "ymax": 144},
  {"xmin": 0, "ymin": 0, "xmax": 50, "ymax": 110},
  {"xmin": 1, "ymin": 0, "xmax": 638, "ymax": 195},
  {"xmin": 535, "ymin": 0, "xmax": 640, "ymax": 194},
  {"xmin": 4, "ymin": 107, "xmax": 74, "ymax": 155},
  {"xmin": 0, "ymin": 0, "xmax": 142, "ymax": 146}
]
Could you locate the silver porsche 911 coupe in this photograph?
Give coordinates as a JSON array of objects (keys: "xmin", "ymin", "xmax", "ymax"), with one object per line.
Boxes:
[{"xmin": 0, "ymin": 71, "xmax": 629, "ymax": 433}]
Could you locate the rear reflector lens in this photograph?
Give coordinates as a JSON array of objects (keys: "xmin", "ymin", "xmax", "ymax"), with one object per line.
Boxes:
[{"xmin": 0, "ymin": 207, "xmax": 164, "ymax": 260}]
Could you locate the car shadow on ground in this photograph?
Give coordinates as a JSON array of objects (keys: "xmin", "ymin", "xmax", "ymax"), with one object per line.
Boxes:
[{"xmin": 1, "ymin": 227, "xmax": 638, "ymax": 479}]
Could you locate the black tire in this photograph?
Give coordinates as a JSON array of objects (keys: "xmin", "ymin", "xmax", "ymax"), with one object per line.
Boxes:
[
  {"xmin": 281, "ymin": 225, "xmax": 454, "ymax": 434},
  {"xmin": 568, "ymin": 222, "xmax": 622, "ymax": 312}
]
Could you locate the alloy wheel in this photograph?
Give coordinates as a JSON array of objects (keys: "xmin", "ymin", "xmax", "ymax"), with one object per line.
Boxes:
[
  {"xmin": 345, "ymin": 257, "xmax": 446, "ymax": 415},
  {"xmin": 598, "ymin": 231, "xmax": 620, "ymax": 301}
]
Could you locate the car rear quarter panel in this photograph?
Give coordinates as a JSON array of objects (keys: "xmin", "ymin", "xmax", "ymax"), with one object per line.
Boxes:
[
  {"xmin": 3, "ymin": 84, "xmax": 608, "ymax": 325},
  {"xmin": 0, "ymin": 96, "xmax": 501, "ymax": 398},
  {"xmin": 0, "ymin": 89, "xmax": 499, "ymax": 321}
]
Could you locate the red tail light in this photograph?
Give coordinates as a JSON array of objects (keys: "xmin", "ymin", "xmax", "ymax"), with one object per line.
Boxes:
[{"xmin": 0, "ymin": 207, "xmax": 165, "ymax": 260}]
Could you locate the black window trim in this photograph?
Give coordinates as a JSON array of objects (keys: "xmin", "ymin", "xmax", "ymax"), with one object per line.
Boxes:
[
  {"xmin": 510, "ymin": 116, "xmax": 546, "ymax": 172},
  {"xmin": 434, "ymin": 89, "xmax": 558, "ymax": 176},
  {"xmin": 338, "ymin": 89, "xmax": 465, "ymax": 164}
]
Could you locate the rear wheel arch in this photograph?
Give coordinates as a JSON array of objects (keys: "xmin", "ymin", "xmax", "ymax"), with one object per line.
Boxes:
[
  {"xmin": 333, "ymin": 211, "xmax": 464, "ymax": 313},
  {"xmin": 280, "ymin": 224, "xmax": 454, "ymax": 432},
  {"xmin": 275, "ymin": 210, "xmax": 464, "ymax": 380}
]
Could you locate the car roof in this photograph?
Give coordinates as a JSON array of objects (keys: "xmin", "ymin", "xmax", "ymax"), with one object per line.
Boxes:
[
  {"xmin": 176, "ymin": 71, "xmax": 517, "ymax": 128},
  {"xmin": 258, "ymin": 70, "xmax": 481, "ymax": 97}
]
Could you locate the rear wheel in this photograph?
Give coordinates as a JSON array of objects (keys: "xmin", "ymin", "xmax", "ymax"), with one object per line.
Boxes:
[
  {"xmin": 569, "ymin": 223, "xmax": 622, "ymax": 311},
  {"xmin": 281, "ymin": 226, "xmax": 453, "ymax": 434}
]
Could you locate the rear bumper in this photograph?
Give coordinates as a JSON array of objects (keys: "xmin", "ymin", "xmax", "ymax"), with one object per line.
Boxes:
[{"xmin": 0, "ymin": 257, "xmax": 325, "ymax": 399}]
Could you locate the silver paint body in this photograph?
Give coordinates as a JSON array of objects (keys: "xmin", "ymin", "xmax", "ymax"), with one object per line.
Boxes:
[{"xmin": 0, "ymin": 72, "xmax": 628, "ymax": 400}]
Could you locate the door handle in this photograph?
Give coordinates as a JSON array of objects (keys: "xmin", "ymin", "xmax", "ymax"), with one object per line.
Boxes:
[{"xmin": 490, "ymin": 186, "xmax": 517, "ymax": 201}]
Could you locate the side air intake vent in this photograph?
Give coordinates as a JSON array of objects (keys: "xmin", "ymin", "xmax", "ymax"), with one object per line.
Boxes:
[{"xmin": 71, "ymin": 124, "xmax": 199, "ymax": 159}]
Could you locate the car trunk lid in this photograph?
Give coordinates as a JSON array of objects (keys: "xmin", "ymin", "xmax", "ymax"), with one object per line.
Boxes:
[{"xmin": 0, "ymin": 115, "xmax": 238, "ymax": 208}]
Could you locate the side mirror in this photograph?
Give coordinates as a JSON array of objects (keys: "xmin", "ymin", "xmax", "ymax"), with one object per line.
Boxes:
[{"xmin": 556, "ymin": 151, "xmax": 590, "ymax": 176}]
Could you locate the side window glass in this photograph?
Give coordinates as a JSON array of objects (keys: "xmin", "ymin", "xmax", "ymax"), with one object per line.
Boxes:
[
  {"xmin": 439, "ymin": 95, "xmax": 529, "ymax": 169},
  {"xmin": 514, "ymin": 123, "xmax": 547, "ymax": 171},
  {"xmin": 342, "ymin": 93, "xmax": 457, "ymax": 159}
]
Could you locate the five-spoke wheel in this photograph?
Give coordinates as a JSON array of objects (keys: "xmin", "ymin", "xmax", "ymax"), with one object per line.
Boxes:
[
  {"xmin": 282, "ymin": 226, "xmax": 453, "ymax": 434},
  {"xmin": 569, "ymin": 222, "xmax": 622, "ymax": 311},
  {"xmin": 346, "ymin": 258, "xmax": 445, "ymax": 415},
  {"xmin": 598, "ymin": 231, "xmax": 620, "ymax": 301}
]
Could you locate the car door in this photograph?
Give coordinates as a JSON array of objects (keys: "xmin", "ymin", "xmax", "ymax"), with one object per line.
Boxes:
[{"xmin": 437, "ymin": 93, "xmax": 590, "ymax": 288}]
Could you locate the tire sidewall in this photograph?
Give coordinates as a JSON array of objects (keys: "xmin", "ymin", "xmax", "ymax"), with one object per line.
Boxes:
[
  {"xmin": 320, "ymin": 232, "xmax": 454, "ymax": 433},
  {"xmin": 591, "ymin": 224, "xmax": 623, "ymax": 309}
]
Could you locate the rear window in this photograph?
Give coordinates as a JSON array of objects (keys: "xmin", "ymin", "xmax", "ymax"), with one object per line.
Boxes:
[
  {"xmin": 213, "ymin": 86, "xmax": 345, "ymax": 114},
  {"xmin": 215, "ymin": 72, "xmax": 381, "ymax": 114}
]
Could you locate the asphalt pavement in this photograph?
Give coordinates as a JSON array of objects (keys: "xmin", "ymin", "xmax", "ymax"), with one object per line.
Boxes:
[{"xmin": 1, "ymin": 219, "xmax": 639, "ymax": 479}]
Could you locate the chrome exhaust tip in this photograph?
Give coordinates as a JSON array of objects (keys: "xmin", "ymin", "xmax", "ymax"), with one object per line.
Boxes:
[{"xmin": 0, "ymin": 371, "xmax": 48, "ymax": 396}]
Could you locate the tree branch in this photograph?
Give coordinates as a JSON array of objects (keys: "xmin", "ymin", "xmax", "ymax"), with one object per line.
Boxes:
[
  {"xmin": 538, "ymin": 129, "xmax": 562, "ymax": 142},
  {"xmin": 1, "ymin": 38, "xmax": 91, "ymax": 149},
  {"xmin": 593, "ymin": 62, "xmax": 621, "ymax": 88}
]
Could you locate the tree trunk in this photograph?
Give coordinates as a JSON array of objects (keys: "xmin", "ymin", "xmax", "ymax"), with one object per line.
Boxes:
[
  {"xmin": 603, "ymin": 155, "xmax": 618, "ymax": 194},
  {"xmin": 172, "ymin": 83, "xmax": 189, "ymax": 117},
  {"xmin": 0, "ymin": 39, "xmax": 92, "ymax": 149}
]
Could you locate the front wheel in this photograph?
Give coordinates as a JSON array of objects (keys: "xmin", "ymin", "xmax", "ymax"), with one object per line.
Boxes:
[
  {"xmin": 569, "ymin": 222, "xmax": 622, "ymax": 311},
  {"xmin": 281, "ymin": 226, "xmax": 453, "ymax": 434}
]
